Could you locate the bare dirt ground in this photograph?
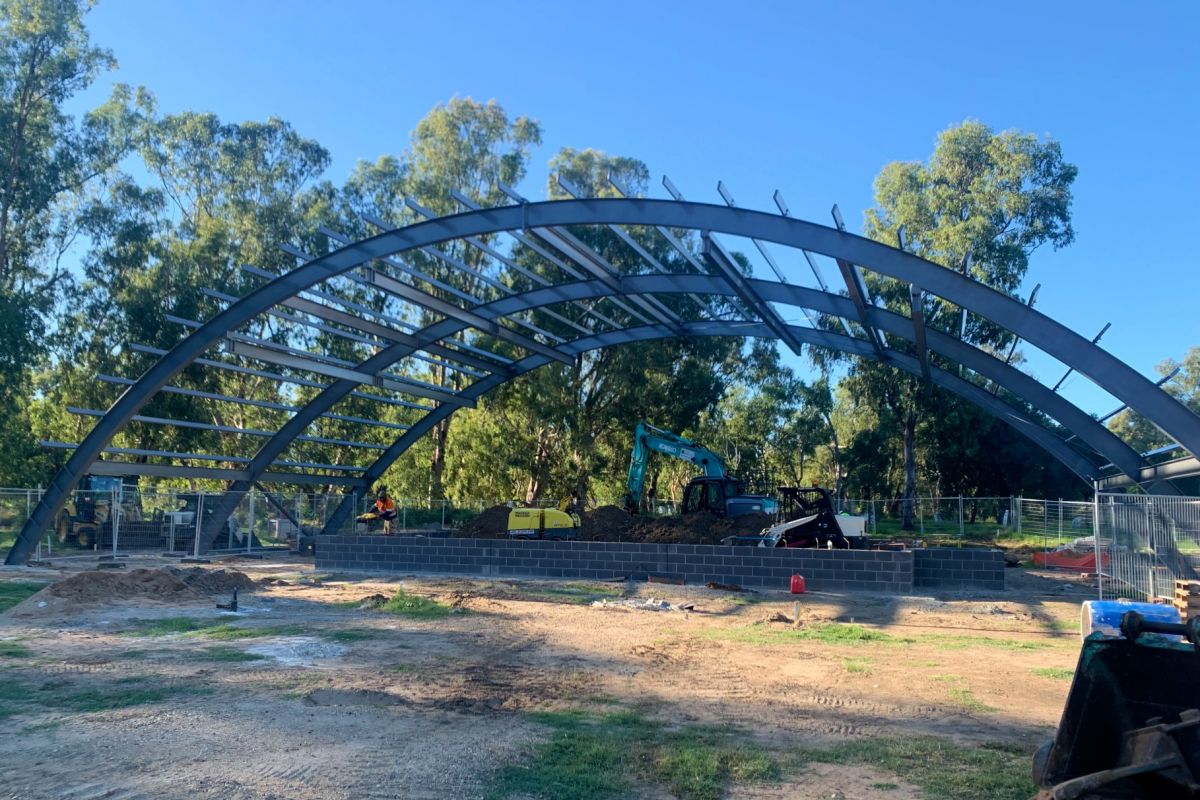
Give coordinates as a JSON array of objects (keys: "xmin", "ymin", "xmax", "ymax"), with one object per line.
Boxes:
[{"xmin": 0, "ymin": 556, "xmax": 1094, "ymax": 799}]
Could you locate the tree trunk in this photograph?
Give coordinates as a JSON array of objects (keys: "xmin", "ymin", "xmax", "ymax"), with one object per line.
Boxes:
[
  {"xmin": 573, "ymin": 469, "xmax": 590, "ymax": 512},
  {"xmin": 900, "ymin": 411, "xmax": 917, "ymax": 530},
  {"xmin": 524, "ymin": 429, "xmax": 553, "ymax": 504},
  {"xmin": 429, "ymin": 415, "xmax": 449, "ymax": 501}
]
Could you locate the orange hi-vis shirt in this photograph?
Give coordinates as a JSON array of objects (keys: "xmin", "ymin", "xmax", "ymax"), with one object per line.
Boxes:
[{"xmin": 375, "ymin": 497, "xmax": 395, "ymax": 513}]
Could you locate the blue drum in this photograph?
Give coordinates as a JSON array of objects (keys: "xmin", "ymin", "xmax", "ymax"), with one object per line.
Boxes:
[{"xmin": 1080, "ymin": 599, "xmax": 1181, "ymax": 641}]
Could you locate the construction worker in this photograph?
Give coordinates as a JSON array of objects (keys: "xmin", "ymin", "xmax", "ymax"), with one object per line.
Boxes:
[{"xmin": 373, "ymin": 487, "xmax": 398, "ymax": 534}]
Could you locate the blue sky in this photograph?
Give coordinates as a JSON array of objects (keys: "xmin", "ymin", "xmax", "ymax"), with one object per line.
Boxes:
[{"xmin": 71, "ymin": 0, "xmax": 1198, "ymax": 417}]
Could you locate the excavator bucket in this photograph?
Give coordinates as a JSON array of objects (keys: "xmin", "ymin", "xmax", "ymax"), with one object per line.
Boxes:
[{"xmin": 1033, "ymin": 606, "xmax": 1200, "ymax": 799}]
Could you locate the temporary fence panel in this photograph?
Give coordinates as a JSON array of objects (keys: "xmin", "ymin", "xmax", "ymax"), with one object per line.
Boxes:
[{"xmin": 1095, "ymin": 493, "xmax": 1200, "ymax": 601}]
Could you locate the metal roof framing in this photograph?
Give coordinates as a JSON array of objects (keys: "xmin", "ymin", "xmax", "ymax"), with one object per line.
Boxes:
[{"xmin": 9, "ymin": 196, "xmax": 1200, "ymax": 563}]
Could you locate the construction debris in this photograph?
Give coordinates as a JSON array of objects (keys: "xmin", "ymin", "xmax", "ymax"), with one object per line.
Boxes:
[
  {"xmin": 591, "ymin": 597, "xmax": 693, "ymax": 612},
  {"xmin": 705, "ymin": 581, "xmax": 746, "ymax": 592}
]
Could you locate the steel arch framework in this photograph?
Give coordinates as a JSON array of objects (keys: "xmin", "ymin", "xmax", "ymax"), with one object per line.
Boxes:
[{"xmin": 9, "ymin": 197, "xmax": 1199, "ymax": 563}]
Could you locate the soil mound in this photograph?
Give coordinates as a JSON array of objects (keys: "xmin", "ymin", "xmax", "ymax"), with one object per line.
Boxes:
[
  {"xmin": 6, "ymin": 568, "xmax": 205, "ymax": 618},
  {"xmin": 460, "ymin": 504, "xmax": 511, "ymax": 538},
  {"xmin": 624, "ymin": 511, "xmax": 773, "ymax": 545},
  {"xmin": 582, "ymin": 505, "xmax": 636, "ymax": 539},
  {"xmin": 455, "ymin": 501, "xmax": 771, "ymax": 545},
  {"xmin": 164, "ymin": 566, "xmax": 257, "ymax": 595}
]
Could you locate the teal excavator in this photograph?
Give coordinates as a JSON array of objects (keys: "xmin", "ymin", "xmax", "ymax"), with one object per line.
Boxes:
[{"xmin": 624, "ymin": 422, "xmax": 778, "ymax": 518}]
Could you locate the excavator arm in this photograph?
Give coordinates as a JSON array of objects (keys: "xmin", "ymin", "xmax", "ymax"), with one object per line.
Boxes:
[{"xmin": 625, "ymin": 422, "xmax": 726, "ymax": 511}]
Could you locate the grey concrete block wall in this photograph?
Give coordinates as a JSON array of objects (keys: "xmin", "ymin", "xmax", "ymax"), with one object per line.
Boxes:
[
  {"xmin": 913, "ymin": 548, "xmax": 1005, "ymax": 589},
  {"xmin": 316, "ymin": 536, "xmax": 919, "ymax": 593}
]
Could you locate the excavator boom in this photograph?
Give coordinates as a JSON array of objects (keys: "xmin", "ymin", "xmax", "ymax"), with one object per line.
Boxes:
[{"xmin": 626, "ymin": 422, "xmax": 726, "ymax": 510}]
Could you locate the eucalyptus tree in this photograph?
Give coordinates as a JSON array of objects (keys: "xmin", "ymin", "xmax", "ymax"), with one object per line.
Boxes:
[
  {"xmin": 0, "ymin": 0, "xmax": 147, "ymax": 484},
  {"xmin": 829, "ymin": 121, "xmax": 1077, "ymax": 527}
]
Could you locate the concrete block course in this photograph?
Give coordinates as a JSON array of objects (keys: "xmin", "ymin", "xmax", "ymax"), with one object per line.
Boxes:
[{"xmin": 317, "ymin": 536, "xmax": 1002, "ymax": 593}]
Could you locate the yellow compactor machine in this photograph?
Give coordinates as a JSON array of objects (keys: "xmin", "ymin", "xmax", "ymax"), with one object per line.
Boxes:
[{"xmin": 506, "ymin": 497, "xmax": 581, "ymax": 540}]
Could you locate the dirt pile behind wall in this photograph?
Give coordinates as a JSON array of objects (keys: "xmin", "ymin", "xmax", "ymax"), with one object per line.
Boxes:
[
  {"xmin": 457, "ymin": 502, "xmax": 773, "ymax": 545},
  {"xmin": 624, "ymin": 512, "xmax": 774, "ymax": 545},
  {"xmin": 459, "ymin": 504, "xmax": 511, "ymax": 538}
]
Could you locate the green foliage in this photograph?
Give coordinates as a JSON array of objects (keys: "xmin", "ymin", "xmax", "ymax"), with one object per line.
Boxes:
[
  {"xmin": 704, "ymin": 622, "xmax": 905, "ymax": 646},
  {"xmin": 325, "ymin": 628, "xmax": 379, "ymax": 642},
  {"xmin": 0, "ymin": 581, "xmax": 46, "ymax": 611},
  {"xmin": 797, "ymin": 737, "xmax": 1034, "ymax": 800},
  {"xmin": 0, "ymin": 640, "xmax": 33, "ymax": 658},
  {"xmin": 823, "ymin": 121, "xmax": 1081, "ymax": 515},
  {"xmin": 1030, "ymin": 667, "xmax": 1074, "ymax": 680},
  {"xmin": 1108, "ymin": 346, "xmax": 1200, "ymax": 457},
  {"xmin": 124, "ymin": 616, "xmax": 309, "ymax": 639},
  {"xmin": 489, "ymin": 709, "xmax": 778, "ymax": 800},
  {"xmin": 380, "ymin": 588, "xmax": 451, "ymax": 618},
  {"xmin": 0, "ymin": 676, "xmax": 210, "ymax": 717},
  {"xmin": 197, "ymin": 646, "xmax": 267, "ymax": 662},
  {"xmin": 0, "ymin": 0, "xmax": 1126, "ymax": 519}
]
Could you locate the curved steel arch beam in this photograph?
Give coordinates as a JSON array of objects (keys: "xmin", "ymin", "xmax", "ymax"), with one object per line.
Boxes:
[
  {"xmin": 210, "ymin": 270, "xmax": 1151, "ymax": 548},
  {"xmin": 319, "ymin": 319, "xmax": 1101, "ymax": 537},
  {"xmin": 12, "ymin": 198, "xmax": 1194, "ymax": 563}
]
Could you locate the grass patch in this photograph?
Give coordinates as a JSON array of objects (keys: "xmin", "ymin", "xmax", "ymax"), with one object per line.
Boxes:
[
  {"xmin": 125, "ymin": 616, "xmax": 226, "ymax": 636},
  {"xmin": 125, "ymin": 617, "xmax": 309, "ymax": 640},
  {"xmin": 0, "ymin": 677, "xmax": 210, "ymax": 717},
  {"xmin": 50, "ymin": 686, "xmax": 182, "ymax": 713},
  {"xmin": 198, "ymin": 646, "xmax": 267, "ymax": 663},
  {"xmin": 843, "ymin": 657, "xmax": 873, "ymax": 674},
  {"xmin": 203, "ymin": 623, "xmax": 309, "ymax": 640},
  {"xmin": 925, "ymin": 634, "xmax": 1050, "ymax": 651},
  {"xmin": 380, "ymin": 589, "xmax": 451, "ymax": 618},
  {"xmin": 0, "ymin": 581, "xmax": 47, "ymax": 612},
  {"xmin": 724, "ymin": 594, "xmax": 765, "ymax": 606},
  {"xmin": 389, "ymin": 663, "xmax": 417, "ymax": 673},
  {"xmin": 705, "ymin": 623, "xmax": 1053, "ymax": 653},
  {"xmin": 872, "ymin": 783, "xmax": 900, "ymax": 790},
  {"xmin": 946, "ymin": 687, "xmax": 996, "ymax": 713},
  {"xmin": 797, "ymin": 736, "xmax": 1034, "ymax": 800},
  {"xmin": 0, "ymin": 641, "xmax": 33, "ymax": 658},
  {"xmin": 489, "ymin": 709, "xmax": 778, "ymax": 800},
  {"xmin": 520, "ymin": 582, "xmax": 624, "ymax": 604},
  {"xmin": 704, "ymin": 622, "xmax": 907, "ymax": 647},
  {"xmin": 1030, "ymin": 667, "xmax": 1074, "ymax": 681}
]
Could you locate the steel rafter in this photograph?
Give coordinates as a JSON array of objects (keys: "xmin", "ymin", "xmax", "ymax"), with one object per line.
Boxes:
[
  {"xmin": 909, "ymin": 285, "xmax": 932, "ymax": 384},
  {"xmin": 319, "ymin": 318, "xmax": 1102, "ymax": 536},
  {"xmin": 701, "ymin": 234, "xmax": 807, "ymax": 356},
  {"xmin": 11, "ymin": 197, "xmax": 1200, "ymax": 564}
]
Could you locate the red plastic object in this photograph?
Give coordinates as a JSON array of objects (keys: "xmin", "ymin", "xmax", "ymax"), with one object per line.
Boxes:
[
  {"xmin": 790, "ymin": 573, "xmax": 806, "ymax": 594},
  {"xmin": 1031, "ymin": 550, "xmax": 1110, "ymax": 572}
]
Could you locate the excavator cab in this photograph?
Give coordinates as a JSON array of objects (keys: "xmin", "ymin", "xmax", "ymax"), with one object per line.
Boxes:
[{"xmin": 681, "ymin": 477, "xmax": 776, "ymax": 518}]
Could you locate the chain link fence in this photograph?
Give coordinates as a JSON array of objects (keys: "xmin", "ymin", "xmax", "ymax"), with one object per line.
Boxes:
[
  {"xmin": 7, "ymin": 484, "xmax": 1199, "ymax": 594},
  {"xmin": 0, "ymin": 487, "xmax": 490, "ymax": 561},
  {"xmin": 832, "ymin": 495, "xmax": 1019, "ymax": 539}
]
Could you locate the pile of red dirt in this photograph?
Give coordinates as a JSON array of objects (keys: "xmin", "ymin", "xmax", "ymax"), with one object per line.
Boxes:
[
  {"xmin": 164, "ymin": 566, "xmax": 258, "ymax": 595},
  {"xmin": 459, "ymin": 504, "xmax": 512, "ymax": 538}
]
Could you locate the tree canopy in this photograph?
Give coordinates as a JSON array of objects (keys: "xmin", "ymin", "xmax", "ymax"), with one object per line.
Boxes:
[{"xmin": 1, "ymin": 4, "xmax": 1183, "ymax": 513}]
